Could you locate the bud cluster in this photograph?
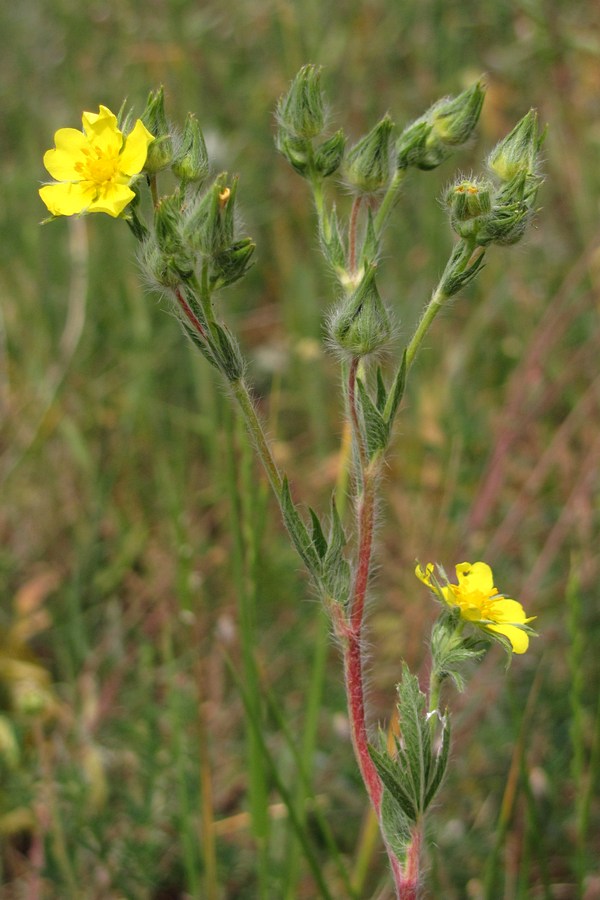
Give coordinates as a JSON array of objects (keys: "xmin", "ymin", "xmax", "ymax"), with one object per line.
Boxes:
[
  {"xmin": 276, "ymin": 65, "xmax": 346, "ymax": 181},
  {"xmin": 445, "ymin": 110, "xmax": 544, "ymax": 247}
]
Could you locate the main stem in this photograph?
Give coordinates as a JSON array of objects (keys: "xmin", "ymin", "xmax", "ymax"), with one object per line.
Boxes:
[{"xmin": 345, "ymin": 357, "xmax": 424, "ymax": 899}]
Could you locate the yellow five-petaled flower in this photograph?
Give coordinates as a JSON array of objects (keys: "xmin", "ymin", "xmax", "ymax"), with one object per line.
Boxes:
[
  {"xmin": 39, "ymin": 105, "xmax": 154, "ymax": 218},
  {"xmin": 416, "ymin": 561, "xmax": 536, "ymax": 654}
]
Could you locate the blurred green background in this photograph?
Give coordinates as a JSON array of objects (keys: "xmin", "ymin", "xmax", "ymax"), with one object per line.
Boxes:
[{"xmin": 1, "ymin": 0, "xmax": 599, "ymax": 897}]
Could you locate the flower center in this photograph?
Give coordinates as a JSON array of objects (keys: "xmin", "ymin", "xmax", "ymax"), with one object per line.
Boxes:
[
  {"xmin": 450, "ymin": 586, "xmax": 497, "ymax": 622},
  {"xmin": 75, "ymin": 145, "xmax": 121, "ymax": 185}
]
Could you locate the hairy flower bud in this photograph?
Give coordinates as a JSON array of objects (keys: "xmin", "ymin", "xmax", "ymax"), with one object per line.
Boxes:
[
  {"xmin": 314, "ymin": 129, "xmax": 346, "ymax": 178},
  {"xmin": 344, "ymin": 115, "xmax": 394, "ymax": 194},
  {"xmin": 184, "ymin": 173, "xmax": 237, "ymax": 255},
  {"xmin": 152, "ymin": 195, "xmax": 194, "ymax": 282},
  {"xmin": 430, "ymin": 81, "xmax": 485, "ymax": 147},
  {"xmin": 211, "ymin": 237, "xmax": 256, "ymax": 288},
  {"xmin": 277, "ymin": 64, "xmax": 326, "ymax": 140},
  {"xmin": 476, "ymin": 171, "xmax": 541, "ymax": 246},
  {"xmin": 329, "ymin": 264, "xmax": 391, "ymax": 356},
  {"xmin": 445, "ymin": 178, "xmax": 492, "ymax": 240},
  {"xmin": 142, "ymin": 87, "xmax": 173, "ymax": 173},
  {"xmin": 172, "ymin": 113, "xmax": 209, "ymax": 184},
  {"xmin": 275, "ymin": 133, "xmax": 312, "ymax": 177},
  {"xmin": 488, "ymin": 109, "xmax": 542, "ymax": 182},
  {"xmin": 396, "ymin": 81, "xmax": 485, "ymax": 171}
]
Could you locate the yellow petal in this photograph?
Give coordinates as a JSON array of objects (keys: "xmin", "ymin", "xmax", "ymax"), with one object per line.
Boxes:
[
  {"xmin": 119, "ymin": 120, "xmax": 154, "ymax": 176},
  {"xmin": 486, "ymin": 622, "xmax": 529, "ymax": 654},
  {"xmin": 43, "ymin": 128, "xmax": 88, "ymax": 180},
  {"xmin": 39, "ymin": 181, "xmax": 94, "ymax": 216},
  {"xmin": 415, "ymin": 562, "xmax": 435, "ymax": 588},
  {"xmin": 456, "ymin": 561, "xmax": 495, "ymax": 595},
  {"xmin": 87, "ymin": 183, "xmax": 135, "ymax": 217},
  {"xmin": 489, "ymin": 597, "xmax": 529, "ymax": 625},
  {"xmin": 82, "ymin": 105, "xmax": 118, "ymax": 135}
]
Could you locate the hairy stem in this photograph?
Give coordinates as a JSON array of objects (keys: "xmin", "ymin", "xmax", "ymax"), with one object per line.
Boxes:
[
  {"xmin": 348, "ymin": 196, "xmax": 363, "ymax": 275},
  {"xmin": 230, "ymin": 378, "xmax": 283, "ymax": 499},
  {"xmin": 343, "ymin": 358, "xmax": 382, "ymax": 809}
]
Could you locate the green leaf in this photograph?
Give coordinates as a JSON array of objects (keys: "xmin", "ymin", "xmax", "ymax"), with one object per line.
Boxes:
[
  {"xmin": 375, "ymin": 367, "xmax": 387, "ymax": 412},
  {"xmin": 322, "ymin": 496, "xmax": 351, "ymax": 605},
  {"xmin": 383, "ymin": 351, "xmax": 407, "ymax": 427},
  {"xmin": 356, "ymin": 377, "xmax": 389, "ymax": 459},
  {"xmin": 394, "ymin": 664, "xmax": 431, "ymax": 811},
  {"xmin": 424, "ymin": 712, "xmax": 451, "ymax": 808},
  {"xmin": 361, "ymin": 209, "xmax": 380, "ymax": 265},
  {"xmin": 379, "ymin": 787, "xmax": 414, "ymax": 867},
  {"xmin": 368, "ymin": 743, "xmax": 418, "ymax": 822},
  {"xmin": 369, "ymin": 662, "xmax": 452, "ymax": 825},
  {"xmin": 210, "ymin": 321, "xmax": 244, "ymax": 381},
  {"xmin": 309, "ymin": 507, "xmax": 328, "ymax": 560},
  {"xmin": 280, "ymin": 477, "xmax": 321, "ymax": 575}
]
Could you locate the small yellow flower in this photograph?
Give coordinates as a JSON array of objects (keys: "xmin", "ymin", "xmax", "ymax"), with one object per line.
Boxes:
[
  {"xmin": 416, "ymin": 561, "xmax": 536, "ymax": 654},
  {"xmin": 39, "ymin": 105, "xmax": 154, "ymax": 218}
]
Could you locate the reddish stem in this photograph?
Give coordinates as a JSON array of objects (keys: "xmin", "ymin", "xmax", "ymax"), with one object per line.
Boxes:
[
  {"xmin": 345, "ymin": 359, "xmax": 423, "ymax": 899},
  {"xmin": 348, "ymin": 195, "xmax": 363, "ymax": 275},
  {"xmin": 344, "ymin": 359, "xmax": 382, "ymax": 813}
]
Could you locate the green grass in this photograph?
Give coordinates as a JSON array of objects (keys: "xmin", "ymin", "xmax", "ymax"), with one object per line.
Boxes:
[{"xmin": 1, "ymin": 0, "xmax": 599, "ymax": 897}]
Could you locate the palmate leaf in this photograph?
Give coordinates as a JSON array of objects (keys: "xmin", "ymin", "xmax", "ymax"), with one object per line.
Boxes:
[{"xmin": 369, "ymin": 663, "xmax": 451, "ymax": 829}]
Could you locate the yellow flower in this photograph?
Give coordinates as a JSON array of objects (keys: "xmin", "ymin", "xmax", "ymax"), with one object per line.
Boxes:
[
  {"xmin": 39, "ymin": 106, "xmax": 154, "ymax": 218},
  {"xmin": 416, "ymin": 561, "xmax": 536, "ymax": 654}
]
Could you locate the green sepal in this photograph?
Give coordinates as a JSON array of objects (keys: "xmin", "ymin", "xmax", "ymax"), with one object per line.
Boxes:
[
  {"xmin": 280, "ymin": 477, "xmax": 321, "ymax": 574},
  {"xmin": 356, "ymin": 377, "xmax": 389, "ymax": 459},
  {"xmin": 430, "ymin": 613, "xmax": 487, "ymax": 692},
  {"xmin": 309, "ymin": 507, "xmax": 328, "ymax": 560}
]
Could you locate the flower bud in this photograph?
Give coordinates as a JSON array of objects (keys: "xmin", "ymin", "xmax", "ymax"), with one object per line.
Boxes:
[
  {"xmin": 430, "ymin": 81, "xmax": 485, "ymax": 147},
  {"xmin": 154, "ymin": 194, "xmax": 182, "ymax": 252},
  {"xmin": 476, "ymin": 172, "xmax": 541, "ymax": 246},
  {"xmin": 211, "ymin": 237, "xmax": 256, "ymax": 288},
  {"xmin": 488, "ymin": 109, "xmax": 542, "ymax": 182},
  {"xmin": 313, "ymin": 129, "xmax": 346, "ymax": 178},
  {"xmin": 184, "ymin": 173, "xmax": 237, "ymax": 255},
  {"xmin": 141, "ymin": 87, "xmax": 173, "ymax": 173},
  {"xmin": 172, "ymin": 113, "xmax": 209, "ymax": 184},
  {"xmin": 396, "ymin": 81, "xmax": 485, "ymax": 171},
  {"xmin": 277, "ymin": 64, "xmax": 326, "ymax": 140},
  {"xmin": 275, "ymin": 133, "xmax": 312, "ymax": 177},
  {"xmin": 344, "ymin": 115, "xmax": 394, "ymax": 194},
  {"xmin": 153, "ymin": 196, "xmax": 194, "ymax": 281},
  {"xmin": 329, "ymin": 264, "xmax": 391, "ymax": 356},
  {"xmin": 445, "ymin": 178, "xmax": 492, "ymax": 240}
]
